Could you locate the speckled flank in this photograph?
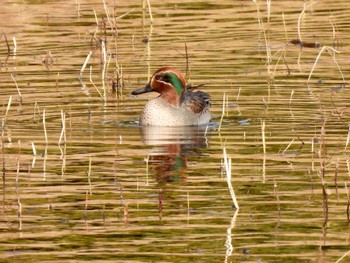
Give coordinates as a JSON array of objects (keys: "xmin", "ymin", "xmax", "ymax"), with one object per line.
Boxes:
[{"xmin": 140, "ymin": 97, "xmax": 210, "ymax": 126}]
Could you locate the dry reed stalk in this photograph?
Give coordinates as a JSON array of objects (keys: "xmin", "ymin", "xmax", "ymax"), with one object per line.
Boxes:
[
  {"xmin": 204, "ymin": 125, "xmax": 209, "ymax": 138},
  {"xmin": 101, "ymin": 41, "xmax": 107, "ymax": 98},
  {"xmin": 282, "ymin": 138, "xmax": 294, "ymax": 154},
  {"xmin": 320, "ymin": 167, "xmax": 329, "ymax": 224},
  {"xmin": 93, "ymin": 8, "xmax": 98, "ymax": 26},
  {"xmin": 345, "ymin": 125, "xmax": 350, "ymax": 150},
  {"xmin": 89, "ymin": 66, "xmax": 103, "ymax": 97},
  {"xmin": 293, "ymin": 129, "xmax": 305, "ymax": 148},
  {"xmin": 236, "ymin": 87, "xmax": 241, "ymax": 102},
  {"xmin": 266, "ymin": 0, "xmax": 271, "ymax": 22},
  {"xmin": 146, "ymin": 0, "xmax": 153, "ymax": 24},
  {"xmin": 289, "ymin": 90, "xmax": 294, "ymax": 106},
  {"xmin": 3, "ymin": 31, "xmax": 10, "ymax": 54},
  {"xmin": 58, "ymin": 110, "xmax": 66, "ymax": 145},
  {"xmin": 223, "ymin": 147, "xmax": 239, "ymax": 209},
  {"xmin": 43, "ymin": 108, "xmax": 48, "ymax": 145},
  {"xmin": 261, "ymin": 119, "xmax": 266, "ymax": 154},
  {"xmin": 31, "ymin": 142, "xmax": 36, "ymax": 156},
  {"xmin": 307, "ymin": 46, "xmax": 344, "ymax": 84},
  {"xmin": 218, "ymin": 93, "xmax": 226, "ymax": 132},
  {"xmin": 329, "ymin": 13, "xmax": 341, "ymax": 49},
  {"xmin": 184, "ymin": 42, "xmax": 189, "ymax": 80},
  {"xmin": 60, "ymin": 143, "xmax": 66, "ymax": 177},
  {"xmin": 4, "ymin": 96, "xmax": 12, "ymax": 123},
  {"xmin": 102, "ymin": 0, "xmax": 111, "ymax": 25},
  {"xmin": 13, "ymin": 37, "xmax": 16, "ymax": 59},
  {"xmin": 79, "ymin": 51, "xmax": 93, "ymax": 80},
  {"xmin": 297, "ymin": 1, "xmax": 319, "ymax": 43},
  {"xmin": 10, "ymin": 74, "xmax": 22, "ymax": 104},
  {"xmin": 336, "ymin": 249, "xmax": 350, "ymax": 263},
  {"xmin": 33, "ymin": 102, "xmax": 41, "ymax": 123},
  {"xmin": 117, "ymin": 65, "xmax": 124, "ymax": 98},
  {"xmin": 75, "ymin": 0, "xmax": 80, "ymax": 18}
]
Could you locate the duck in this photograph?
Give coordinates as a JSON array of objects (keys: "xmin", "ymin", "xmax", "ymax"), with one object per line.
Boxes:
[{"xmin": 131, "ymin": 67, "xmax": 211, "ymax": 126}]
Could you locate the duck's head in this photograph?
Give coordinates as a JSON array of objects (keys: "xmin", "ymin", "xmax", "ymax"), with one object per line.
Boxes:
[{"xmin": 131, "ymin": 67, "xmax": 187, "ymax": 106}]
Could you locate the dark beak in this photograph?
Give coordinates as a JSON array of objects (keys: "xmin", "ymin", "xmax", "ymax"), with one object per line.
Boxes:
[{"xmin": 131, "ymin": 83, "xmax": 153, "ymax": 95}]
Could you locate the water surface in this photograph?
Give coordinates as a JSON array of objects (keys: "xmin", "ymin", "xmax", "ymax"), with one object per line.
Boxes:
[{"xmin": 1, "ymin": 0, "xmax": 350, "ymax": 262}]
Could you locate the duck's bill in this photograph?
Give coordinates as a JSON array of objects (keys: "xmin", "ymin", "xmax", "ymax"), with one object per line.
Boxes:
[{"xmin": 131, "ymin": 83, "xmax": 153, "ymax": 95}]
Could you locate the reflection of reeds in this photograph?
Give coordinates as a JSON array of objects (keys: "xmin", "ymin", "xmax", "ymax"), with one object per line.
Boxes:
[
  {"xmin": 158, "ymin": 189, "xmax": 163, "ymax": 220},
  {"xmin": 16, "ymin": 140, "xmax": 22, "ymax": 230},
  {"xmin": 252, "ymin": 0, "xmax": 271, "ymax": 76},
  {"xmin": 273, "ymin": 180, "xmax": 280, "ymax": 216},
  {"xmin": 124, "ymin": 201, "xmax": 129, "ymax": 227},
  {"xmin": 223, "ymin": 147, "xmax": 239, "ymax": 209},
  {"xmin": 318, "ymin": 120, "xmax": 329, "ymax": 225}
]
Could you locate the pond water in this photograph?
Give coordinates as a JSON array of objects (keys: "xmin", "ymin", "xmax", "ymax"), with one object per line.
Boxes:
[{"xmin": 1, "ymin": 0, "xmax": 350, "ymax": 262}]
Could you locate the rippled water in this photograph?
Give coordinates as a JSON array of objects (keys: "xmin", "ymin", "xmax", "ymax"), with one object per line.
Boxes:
[{"xmin": 1, "ymin": 0, "xmax": 350, "ymax": 262}]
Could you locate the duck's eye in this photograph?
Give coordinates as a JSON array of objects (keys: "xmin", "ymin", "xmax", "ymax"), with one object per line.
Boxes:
[{"xmin": 155, "ymin": 73, "xmax": 169, "ymax": 83}]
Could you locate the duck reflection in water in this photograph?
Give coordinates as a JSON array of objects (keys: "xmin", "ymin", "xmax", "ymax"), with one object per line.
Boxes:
[
  {"xmin": 141, "ymin": 125, "xmax": 209, "ymax": 183},
  {"xmin": 131, "ymin": 67, "xmax": 211, "ymax": 182}
]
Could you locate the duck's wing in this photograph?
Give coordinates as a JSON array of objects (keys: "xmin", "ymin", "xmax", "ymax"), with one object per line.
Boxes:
[{"xmin": 181, "ymin": 90, "xmax": 211, "ymax": 114}]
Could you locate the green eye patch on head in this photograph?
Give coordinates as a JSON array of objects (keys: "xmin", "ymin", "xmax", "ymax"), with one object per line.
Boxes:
[{"xmin": 157, "ymin": 72, "xmax": 184, "ymax": 96}]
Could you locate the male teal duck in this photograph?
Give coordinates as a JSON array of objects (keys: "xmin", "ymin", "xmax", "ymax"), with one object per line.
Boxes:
[{"xmin": 131, "ymin": 67, "xmax": 211, "ymax": 126}]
